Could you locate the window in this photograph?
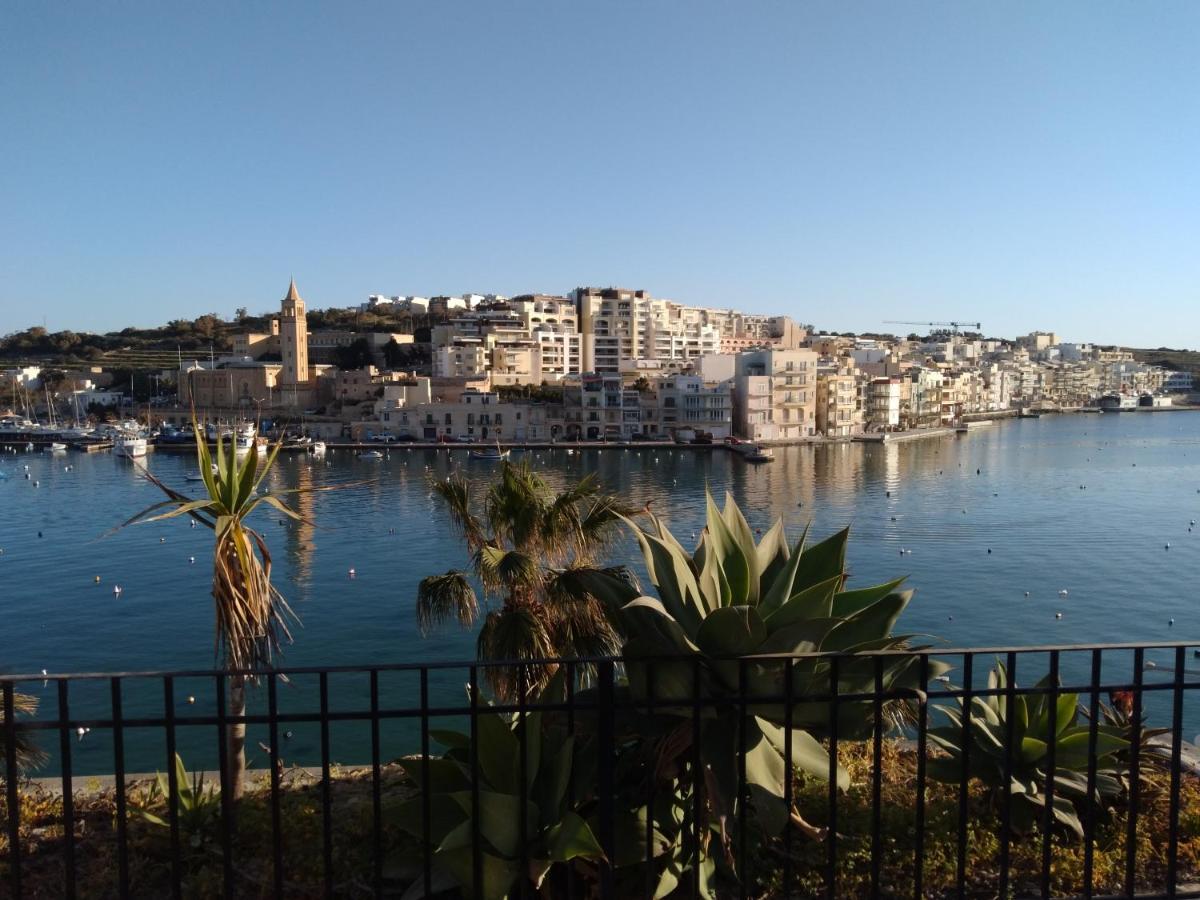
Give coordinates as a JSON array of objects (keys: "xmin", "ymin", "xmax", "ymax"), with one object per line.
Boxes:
[
  {"xmin": 444, "ymin": 413, "xmax": 452, "ymax": 425},
  {"xmin": 496, "ymin": 414, "xmax": 503, "ymax": 424}
]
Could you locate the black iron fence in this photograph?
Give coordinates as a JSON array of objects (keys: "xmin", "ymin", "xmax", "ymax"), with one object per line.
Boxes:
[{"xmin": 3, "ymin": 642, "xmax": 1200, "ymax": 898}]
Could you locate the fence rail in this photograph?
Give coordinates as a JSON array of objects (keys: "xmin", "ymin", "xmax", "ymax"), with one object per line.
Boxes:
[{"xmin": 3, "ymin": 642, "xmax": 1200, "ymax": 898}]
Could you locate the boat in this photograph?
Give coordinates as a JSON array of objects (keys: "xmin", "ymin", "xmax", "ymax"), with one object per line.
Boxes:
[
  {"xmin": 114, "ymin": 435, "xmax": 148, "ymax": 458},
  {"xmin": 47, "ymin": 442, "xmax": 68, "ymax": 452},
  {"xmin": 468, "ymin": 444, "xmax": 510, "ymax": 461},
  {"xmin": 310, "ymin": 441, "xmax": 327, "ymax": 456},
  {"xmin": 234, "ymin": 423, "xmax": 257, "ymax": 454},
  {"xmin": 358, "ymin": 449, "xmax": 384, "ymax": 460},
  {"xmin": 186, "ymin": 464, "xmax": 219, "ymax": 482},
  {"xmin": 740, "ymin": 444, "xmax": 774, "ymax": 463},
  {"xmin": 1098, "ymin": 393, "xmax": 1138, "ymax": 412}
]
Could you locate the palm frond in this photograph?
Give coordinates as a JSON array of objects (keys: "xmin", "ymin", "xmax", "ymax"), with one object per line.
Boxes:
[
  {"xmin": 476, "ymin": 604, "xmax": 557, "ymax": 700},
  {"xmin": 0, "ymin": 690, "xmax": 48, "ymax": 773},
  {"xmin": 432, "ymin": 475, "xmax": 486, "ymax": 550},
  {"xmin": 416, "ymin": 570, "xmax": 478, "ymax": 635}
]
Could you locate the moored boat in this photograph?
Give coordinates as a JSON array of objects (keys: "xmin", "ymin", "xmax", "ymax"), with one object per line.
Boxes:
[
  {"xmin": 358, "ymin": 449, "xmax": 384, "ymax": 460},
  {"xmin": 468, "ymin": 444, "xmax": 510, "ymax": 461},
  {"xmin": 114, "ymin": 436, "xmax": 148, "ymax": 458}
]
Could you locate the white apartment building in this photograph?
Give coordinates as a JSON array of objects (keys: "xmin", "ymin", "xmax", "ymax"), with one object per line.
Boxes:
[
  {"xmin": 864, "ymin": 378, "xmax": 902, "ymax": 430},
  {"xmin": 815, "ymin": 369, "xmax": 862, "ymax": 437},
  {"xmin": 574, "ymin": 287, "xmax": 721, "ymax": 374},
  {"xmin": 563, "ymin": 373, "xmax": 643, "ymax": 440},
  {"xmin": 731, "ymin": 349, "xmax": 819, "ymax": 441}
]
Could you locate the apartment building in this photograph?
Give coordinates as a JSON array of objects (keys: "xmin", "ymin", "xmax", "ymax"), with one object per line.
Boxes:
[
  {"xmin": 864, "ymin": 378, "xmax": 902, "ymax": 430},
  {"xmin": 385, "ymin": 389, "xmax": 548, "ymax": 441},
  {"xmin": 562, "ymin": 373, "xmax": 643, "ymax": 440},
  {"xmin": 731, "ymin": 349, "xmax": 818, "ymax": 441},
  {"xmin": 644, "ymin": 374, "xmax": 733, "ymax": 440},
  {"xmin": 901, "ymin": 367, "xmax": 943, "ymax": 428},
  {"xmin": 815, "ymin": 368, "xmax": 862, "ymax": 438}
]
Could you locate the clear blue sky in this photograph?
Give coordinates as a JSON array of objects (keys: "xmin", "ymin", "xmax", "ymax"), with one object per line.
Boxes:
[{"xmin": 2, "ymin": 2, "xmax": 1197, "ymax": 347}]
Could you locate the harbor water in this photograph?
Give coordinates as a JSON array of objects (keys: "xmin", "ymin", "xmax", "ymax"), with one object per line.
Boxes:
[{"xmin": 2, "ymin": 412, "xmax": 1199, "ymax": 774}]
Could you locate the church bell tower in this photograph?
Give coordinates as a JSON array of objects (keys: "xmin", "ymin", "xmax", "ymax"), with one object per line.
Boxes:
[{"xmin": 279, "ymin": 278, "xmax": 309, "ymax": 385}]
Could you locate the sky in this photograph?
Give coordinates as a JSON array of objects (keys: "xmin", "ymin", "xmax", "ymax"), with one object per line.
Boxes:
[{"xmin": 1, "ymin": 3, "xmax": 1197, "ymax": 347}]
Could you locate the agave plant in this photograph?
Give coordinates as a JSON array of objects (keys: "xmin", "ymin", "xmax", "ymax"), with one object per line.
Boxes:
[
  {"xmin": 574, "ymin": 492, "xmax": 944, "ymax": 889},
  {"xmin": 131, "ymin": 752, "xmax": 221, "ymax": 848},
  {"xmin": 121, "ymin": 420, "xmax": 326, "ymax": 799},
  {"xmin": 417, "ymin": 460, "xmax": 637, "ymax": 701},
  {"xmin": 390, "ymin": 680, "xmax": 605, "ymax": 900},
  {"xmin": 927, "ymin": 661, "xmax": 1128, "ymax": 838}
]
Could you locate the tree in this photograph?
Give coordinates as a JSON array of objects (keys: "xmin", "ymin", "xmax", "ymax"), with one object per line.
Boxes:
[
  {"xmin": 417, "ymin": 461, "xmax": 636, "ymax": 701},
  {"xmin": 121, "ymin": 428, "xmax": 324, "ymax": 800},
  {"xmin": 333, "ymin": 337, "xmax": 372, "ymax": 371}
]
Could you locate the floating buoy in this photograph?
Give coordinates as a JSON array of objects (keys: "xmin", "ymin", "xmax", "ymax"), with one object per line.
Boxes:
[
  {"xmin": 33, "ymin": 480, "xmax": 38, "ymax": 487},
  {"xmin": 284, "ymin": 730, "xmax": 294, "ymax": 740},
  {"xmin": 187, "ymin": 695, "xmax": 196, "ymax": 704},
  {"xmin": 987, "ymin": 548, "xmax": 992, "ymax": 554},
  {"xmin": 76, "ymin": 726, "xmax": 89, "ymax": 740},
  {"xmin": 1059, "ymin": 590, "xmax": 1069, "ymax": 597},
  {"xmin": 1169, "ymin": 618, "xmax": 1175, "ymax": 626},
  {"xmin": 1024, "ymin": 591, "xmax": 1030, "ymax": 597},
  {"xmin": 159, "ymin": 537, "xmax": 165, "ymax": 544},
  {"xmin": 948, "ymin": 615, "xmax": 953, "ymax": 621},
  {"xmin": 1055, "ymin": 612, "xmax": 1063, "ymax": 619},
  {"xmin": 1166, "ymin": 543, "xmax": 1171, "ymax": 550},
  {"xmin": 94, "ymin": 575, "xmax": 100, "ymax": 583},
  {"xmin": 113, "ymin": 585, "xmax": 122, "ymax": 596},
  {"xmin": 37, "ymin": 531, "xmax": 42, "ymax": 538},
  {"xmin": 348, "ymin": 568, "xmax": 356, "ymax": 578},
  {"xmin": 24, "ymin": 473, "xmax": 29, "ymax": 480},
  {"xmin": 190, "ymin": 520, "xmax": 196, "ymax": 528},
  {"xmin": 189, "ymin": 556, "xmax": 195, "ymax": 564}
]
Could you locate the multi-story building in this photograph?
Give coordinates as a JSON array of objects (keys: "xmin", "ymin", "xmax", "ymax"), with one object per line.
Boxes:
[
  {"xmin": 815, "ymin": 367, "xmax": 862, "ymax": 437},
  {"xmin": 644, "ymin": 374, "xmax": 733, "ymax": 440},
  {"xmin": 389, "ymin": 389, "xmax": 548, "ymax": 442},
  {"xmin": 562, "ymin": 373, "xmax": 643, "ymax": 440},
  {"xmin": 901, "ymin": 367, "xmax": 943, "ymax": 428},
  {"xmin": 731, "ymin": 349, "xmax": 818, "ymax": 441},
  {"xmin": 864, "ymin": 378, "xmax": 902, "ymax": 430},
  {"xmin": 573, "ymin": 287, "xmax": 722, "ymax": 374}
]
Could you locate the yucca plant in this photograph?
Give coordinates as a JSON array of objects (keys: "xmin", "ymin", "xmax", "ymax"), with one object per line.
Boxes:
[
  {"xmin": 122, "ymin": 420, "xmax": 320, "ymax": 799},
  {"xmin": 389, "ymin": 679, "xmax": 606, "ymax": 899},
  {"xmin": 417, "ymin": 460, "xmax": 637, "ymax": 701},
  {"xmin": 927, "ymin": 661, "xmax": 1129, "ymax": 838},
  {"xmin": 575, "ymin": 492, "xmax": 945, "ymax": 891}
]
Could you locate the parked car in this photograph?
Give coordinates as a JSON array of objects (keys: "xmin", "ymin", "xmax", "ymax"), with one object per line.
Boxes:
[{"xmin": 370, "ymin": 432, "xmax": 397, "ymax": 443}]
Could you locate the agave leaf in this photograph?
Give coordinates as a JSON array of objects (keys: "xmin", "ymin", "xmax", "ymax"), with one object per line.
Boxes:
[
  {"xmin": 755, "ymin": 518, "xmax": 789, "ymax": 591},
  {"xmin": 428, "ymin": 847, "xmax": 519, "ymax": 900},
  {"xmin": 705, "ymin": 492, "xmax": 751, "ymax": 605},
  {"xmin": 757, "ymin": 533, "xmax": 812, "ymax": 616},
  {"xmin": 627, "ymin": 519, "xmax": 705, "ymax": 634},
  {"xmin": 619, "ymin": 597, "xmax": 700, "ymax": 657},
  {"xmin": 757, "ymin": 717, "xmax": 846, "ymax": 789},
  {"xmin": 830, "ymin": 577, "xmax": 908, "ymax": 618},
  {"xmin": 544, "ymin": 810, "xmax": 605, "ymax": 862},
  {"xmin": 820, "ymin": 591, "xmax": 912, "ymax": 652},
  {"xmin": 1055, "ymin": 730, "xmax": 1128, "ymax": 768},
  {"xmin": 762, "ymin": 575, "xmax": 843, "ymax": 631},
  {"xmin": 791, "ymin": 526, "xmax": 849, "ymax": 594},
  {"xmin": 695, "ymin": 606, "xmax": 767, "ymax": 657},
  {"xmin": 721, "ymin": 492, "xmax": 760, "ymax": 606},
  {"xmin": 476, "ymin": 713, "xmax": 519, "ymax": 795},
  {"xmin": 448, "ymin": 790, "xmax": 540, "ymax": 859}
]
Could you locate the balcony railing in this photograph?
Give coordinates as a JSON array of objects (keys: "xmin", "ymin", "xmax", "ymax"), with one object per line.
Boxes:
[{"xmin": 3, "ymin": 643, "xmax": 1199, "ymax": 898}]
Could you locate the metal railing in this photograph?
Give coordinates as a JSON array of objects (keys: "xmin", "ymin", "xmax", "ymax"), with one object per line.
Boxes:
[{"xmin": 2, "ymin": 642, "xmax": 1199, "ymax": 899}]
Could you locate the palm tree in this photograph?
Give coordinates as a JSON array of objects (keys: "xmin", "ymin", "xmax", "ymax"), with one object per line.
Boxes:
[
  {"xmin": 417, "ymin": 460, "xmax": 636, "ymax": 700},
  {"xmin": 122, "ymin": 423, "xmax": 317, "ymax": 800},
  {"xmin": 0, "ymin": 690, "xmax": 47, "ymax": 774}
]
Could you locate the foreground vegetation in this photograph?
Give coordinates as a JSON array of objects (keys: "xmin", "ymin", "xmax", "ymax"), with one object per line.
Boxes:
[{"xmin": 2, "ymin": 738, "xmax": 1197, "ymax": 898}]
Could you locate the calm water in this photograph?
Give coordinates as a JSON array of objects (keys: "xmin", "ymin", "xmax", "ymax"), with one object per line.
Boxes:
[{"xmin": 3, "ymin": 412, "xmax": 1200, "ymax": 773}]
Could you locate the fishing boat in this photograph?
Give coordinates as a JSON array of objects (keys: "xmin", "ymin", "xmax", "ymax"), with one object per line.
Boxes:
[
  {"xmin": 114, "ymin": 435, "xmax": 148, "ymax": 458},
  {"xmin": 358, "ymin": 449, "xmax": 384, "ymax": 460},
  {"xmin": 468, "ymin": 444, "xmax": 510, "ymax": 461},
  {"xmin": 234, "ymin": 423, "xmax": 257, "ymax": 454}
]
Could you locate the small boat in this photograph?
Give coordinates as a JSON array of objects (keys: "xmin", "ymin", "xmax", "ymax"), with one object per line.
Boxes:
[
  {"xmin": 468, "ymin": 444, "xmax": 510, "ymax": 461},
  {"xmin": 358, "ymin": 449, "xmax": 384, "ymax": 460},
  {"xmin": 47, "ymin": 442, "xmax": 68, "ymax": 452},
  {"xmin": 310, "ymin": 441, "xmax": 327, "ymax": 456},
  {"xmin": 742, "ymin": 445, "xmax": 774, "ymax": 463},
  {"xmin": 185, "ymin": 464, "xmax": 218, "ymax": 482}
]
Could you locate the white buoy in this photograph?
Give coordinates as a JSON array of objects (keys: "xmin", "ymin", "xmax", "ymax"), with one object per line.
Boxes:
[
  {"xmin": 160, "ymin": 537, "xmax": 165, "ymax": 544},
  {"xmin": 1056, "ymin": 612, "xmax": 1063, "ymax": 619},
  {"xmin": 1169, "ymin": 618, "xmax": 1175, "ymax": 626},
  {"xmin": 187, "ymin": 695, "xmax": 196, "ymax": 704},
  {"xmin": 1166, "ymin": 543, "xmax": 1171, "ymax": 550},
  {"xmin": 113, "ymin": 585, "xmax": 122, "ymax": 596},
  {"xmin": 348, "ymin": 568, "xmax": 356, "ymax": 578},
  {"xmin": 189, "ymin": 556, "xmax": 195, "ymax": 564},
  {"xmin": 1059, "ymin": 589, "xmax": 1069, "ymax": 597}
]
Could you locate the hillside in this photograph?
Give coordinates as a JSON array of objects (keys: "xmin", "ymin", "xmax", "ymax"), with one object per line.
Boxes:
[{"xmin": 1130, "ymin": 347, "xmax": 1200, "ymax": 373}]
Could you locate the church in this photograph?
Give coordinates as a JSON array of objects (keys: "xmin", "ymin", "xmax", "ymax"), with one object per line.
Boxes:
[{"xmin": 178, "ymin": 280, "xmax": 326, "ymax": 412}]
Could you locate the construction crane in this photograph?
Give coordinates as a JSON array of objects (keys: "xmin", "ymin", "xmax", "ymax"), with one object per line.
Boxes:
[{"xmin": 883, "ymin": 320, "xmax": 981, "ymax": 336}]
